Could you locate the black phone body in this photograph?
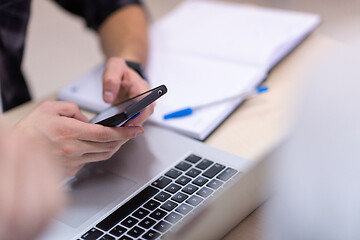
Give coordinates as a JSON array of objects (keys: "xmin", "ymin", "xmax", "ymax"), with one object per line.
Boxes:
[{"xmin": 90, "ymin": 85, "xmax": 167, "ymax": 127}]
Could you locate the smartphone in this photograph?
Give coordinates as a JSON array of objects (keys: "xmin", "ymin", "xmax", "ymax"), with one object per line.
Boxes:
[{"xmin": 90, "ymin": 85, "xmax": 167, "ymax": 127}]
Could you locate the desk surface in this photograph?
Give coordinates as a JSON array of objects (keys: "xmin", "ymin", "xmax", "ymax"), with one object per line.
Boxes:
[{"xmin": 0, "ymin": 34, "xmax": 337, "ymax": 240}]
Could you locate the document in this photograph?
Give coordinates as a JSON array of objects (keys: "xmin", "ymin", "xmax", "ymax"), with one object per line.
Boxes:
[{"xmin": 58, "ymin": 0, "xmax": 321, "ymax": 140}]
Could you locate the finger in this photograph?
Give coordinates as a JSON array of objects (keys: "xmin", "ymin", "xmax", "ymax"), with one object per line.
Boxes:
[
  {"xmin": 124, "ymin": 102, "xmax": 155, "ymax": 127},
  {"xmin": 103, "ymin": 58, "xmax": 127, "ymax": 103},
  {"xmin": 75, "ymin": 140, "xmax": 123, "ymax": 155},
  {"xmin": 73, "ymin": 122, "xmax": 144, "ymax": 142},
  {"xmin": 76, "ymin": 148, "xmax": 126, "ymax": 165},
  {"xmin": 122, "ymin": 71, "xmax": 154, "ymax": 126},
  {"xmin": 41, "ymin": 101, "xmax": 89, "ymax": 123}
]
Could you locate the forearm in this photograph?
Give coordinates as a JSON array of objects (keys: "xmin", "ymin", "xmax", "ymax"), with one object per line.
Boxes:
[{"xmin": 98, "ymin": 5, "xmax": 148, "ymax": 66}]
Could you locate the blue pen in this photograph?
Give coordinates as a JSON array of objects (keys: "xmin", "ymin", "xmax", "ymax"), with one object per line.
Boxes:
[{"xmin": 163, "ymin": 86, "xmax": 269, "ymax": 119}]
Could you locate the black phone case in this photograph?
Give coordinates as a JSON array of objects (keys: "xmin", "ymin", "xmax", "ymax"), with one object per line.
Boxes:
[{"xmin": 95, "ymin": 85, "xmax": 167, "ymax": 127}]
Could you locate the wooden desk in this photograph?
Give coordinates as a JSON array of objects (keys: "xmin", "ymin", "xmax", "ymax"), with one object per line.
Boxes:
[{"xmin": 0, "ymin": 34, "xmax": 337, "ymax": 240}]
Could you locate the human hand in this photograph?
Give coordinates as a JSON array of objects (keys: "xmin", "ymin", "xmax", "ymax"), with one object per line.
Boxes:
[
  {"xmin": 12, "ymin": 100, "xmax": 144, "ymax": 177},
  {"xmin": 102, "ymin": 57, "xmax": 154, "ymax": 126},
  {"xmin": 0, "ymin": 128, "xmax": 65, "ymax": 240}
]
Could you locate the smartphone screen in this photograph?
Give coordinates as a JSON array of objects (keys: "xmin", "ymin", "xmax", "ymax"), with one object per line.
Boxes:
[{"xmin": 90, "ymin": 85, "xmax": 167, "ymax": 126}]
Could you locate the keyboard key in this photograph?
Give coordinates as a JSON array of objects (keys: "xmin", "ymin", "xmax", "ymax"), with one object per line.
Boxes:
[
  {"xmin": 171, "ymin": 192, "xmax": 189, "ymax": 203},
  {"xmin": 165, "ymin": 183, "xmax": 181, "ymax": 194},
  {"xmin": 175, "ymin": 175, "xmax": 191, "ymax": 186},
  {"xmin": 118, "ymin": 236, "xmax": 132, "ymax": 240},
  {"xmin": 142, "ymin": 229, "xmax": 161, "ymax": 240},
  {"xmin": 165, "ymin": 212, "xmax": 182, "ymax": 224},
  {"xmin": 139, "ymin": 217, "xmax": 156, "ymax": 229},
  {"xmin": 175, "ymin": 203, "xmax": 193, "ymax": 215},
  {"xmin": 109, "ymin": 225, "xmax": 127, "ymax": 237},
  {"xmin": 196, "ymin": 159, "xmax": 214, "ymax": 170},
  {"xmin": 128, "ymin": 226, "xmax": 145, "ymax": 238},
  {"xmin": 197, "ymin": 187, "xmax": 214, "ymax": 198},
  {"xmin": 202, "ymin": 163, "xmax": 225, "ymax": 178},
  {"xmin": 192, "ymin": 176, "xmax": 209, "ymax": 187},
  {"xmin": 81, "ymin": 228, "xmax": 103, "ymax": 240},
  {"xmin": 154, "ymin": 191, "xmax": 171, "ymax": 202},
  {"xmin": 143, "ymin": 199, "xmax": 160, "ymax": 211},
  {"xmin": 165, "ymin": 169, "xmax": 182, "ymax": 179},
  {"xmin": 186, "ymin": 195, "xmax": 203, "ymax": 207},
  {"xmin": 161, "ymin": 200, "xmax": 178, "ymax": 211},
  {"xmin": 96, "ymin": 186, "xmax": 159, "ymax": 231},
  {"xmin": 149, "ymin": 209, "xmax": 167, "ymax": 220},
  {"xmin": 207, "ymin": 179, "xmax": 223, "ymax": 190},
  {"xmin": 99, "ymin": 234, "xmax": 115, "ymax": 240},
  {"xmin": 185, "ymin": 154, "xmax": 202, "ymax": 164},
  {"xmin": 132, "ymin": 208, "xmax": 150, "ymax": 219},
  {"xmin": 121, "ymin": 216, "xmax": 138, "ymax": 228},
  {"xmin": 154, "ymin": 220, "xmax": 172, "ymax": 233},
  {"xmin": 152, "ymin": 176, "xmax": 172, "ymax": 189},
  {"xmin": 175, "ymin": 161, "xmax": 192, "ymax": 171},
  {"xmin": 182, "ymin": 184, "xmax": 199, "ymax": 195},
  {"xmin": 217, "ymin": 168, "xmax": 238, "ymax": 181},
  {"xmin": 186, "ymin": 168, "xmax": 201, "ymax": 178}
]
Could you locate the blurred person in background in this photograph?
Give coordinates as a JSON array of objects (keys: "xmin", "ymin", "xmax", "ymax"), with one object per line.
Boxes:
[
  {"xmin": 0, "ymin": 127, "xmax": 65, "ymax": 240},
  {"xmin": 265, "ymin": 46, "xmax": 360, "ymax": 239}
]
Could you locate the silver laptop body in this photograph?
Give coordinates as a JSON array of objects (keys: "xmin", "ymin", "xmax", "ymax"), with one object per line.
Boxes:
[{"xmin": 38, "ymin": 124, "xmax": 267, "ymax": 240}]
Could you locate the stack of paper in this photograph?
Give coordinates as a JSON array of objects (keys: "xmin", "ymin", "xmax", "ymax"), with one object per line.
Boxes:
[{"xmin": 58, "ymin": 0, "xmax": 321, "ymax": 140}]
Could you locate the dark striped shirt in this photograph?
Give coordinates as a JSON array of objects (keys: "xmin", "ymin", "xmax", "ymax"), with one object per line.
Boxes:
[{"xmin": 0, "ymin": 0, "xmax": 141, "ymax": 111}]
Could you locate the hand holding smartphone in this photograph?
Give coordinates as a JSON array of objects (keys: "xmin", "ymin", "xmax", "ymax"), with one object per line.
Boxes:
[{"xmin": 90, "ymin": 85, "xmax": 167, "ymax": 127}]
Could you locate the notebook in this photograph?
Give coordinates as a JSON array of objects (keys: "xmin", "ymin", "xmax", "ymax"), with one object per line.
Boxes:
[{"xmin": 58, "ymin": 0, "xmax": 321, "ymax": 140}]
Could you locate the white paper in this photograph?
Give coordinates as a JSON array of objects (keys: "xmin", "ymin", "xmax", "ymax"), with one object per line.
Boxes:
[
  {"xmin": 153, "ymin": 0, "xmax": 321, "ymax": 68},
  {"xmin": 147, "ymin": 49, "xmax": 267, "ymax": 139}
]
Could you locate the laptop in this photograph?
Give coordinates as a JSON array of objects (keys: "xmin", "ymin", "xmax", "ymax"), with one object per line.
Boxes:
[{"xmin": 38, "ymin": 124, "xmax": 269, "ymax": 240}]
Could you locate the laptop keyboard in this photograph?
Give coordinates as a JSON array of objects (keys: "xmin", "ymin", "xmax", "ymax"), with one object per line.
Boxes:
[{"xmin": 79, "ymin": 154, "xmax": 238, "ymax": 240}]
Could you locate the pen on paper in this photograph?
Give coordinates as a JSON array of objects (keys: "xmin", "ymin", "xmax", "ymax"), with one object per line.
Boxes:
[{"xmin": 163, "ymin": 86, "xmax": 269, "ymax": 120}]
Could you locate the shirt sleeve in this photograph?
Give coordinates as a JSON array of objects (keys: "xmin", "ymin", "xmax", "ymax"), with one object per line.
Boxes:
[{"xmin": 52, "ymin": 0, "xmax": 142, "ymax": 30}]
